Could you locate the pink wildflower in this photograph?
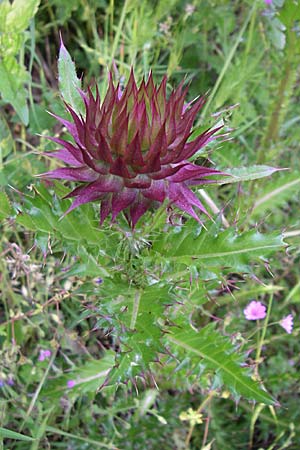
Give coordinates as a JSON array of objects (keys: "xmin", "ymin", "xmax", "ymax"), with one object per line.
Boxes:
[
  {"xmin": 264, "ymin": 0, "xmax": 272, "ymax": 4},
  {"xmin": 38, "ymin": 349, "xmax": 52, "ymax": 362},
  {"xmin": 279, "ymin": 314, "xmax": 293, "ymax": 334},
  {"xmin": 244, "ymin": 301, "xmax": 267, "ymax": 320},
  {"xmin": 67, "ymin": 380, "xmax": 76, "ymax": 388}
]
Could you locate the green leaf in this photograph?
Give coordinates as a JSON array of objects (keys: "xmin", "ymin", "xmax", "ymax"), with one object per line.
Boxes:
[
  {"xmin": 15, "ymin": 185, "xmax": 111, "ymax": 278},
  {"xmin": 214, "ymin": 165, "xmax": 282, "ymax": 185},
  {"xmin": 44, "ymin": 352, "xmax": 115, "ymax": 397},
  {"xmin": 0, "ymin": 113, "xmax": 15, "ymax": 165},
  {"xmin": 0, "ymin": 59, "xmax": 29, "ymax": 125},
  {"xmin": 0, "ymin": 427, "xmax": 35, "ymax": 442},
  {"xmin": 279, "ymin": 0, "xmax": 300, "ymax": 28},
  {"xmin": 6, "ymin": 0, "xmax": 40, "ymax": 32},
  {"xmin": 251, "ymin": 172, "xmax": 300, "ymax": 217},
  {"xmin": 153, "ymin": 224, "xmax": 284, "ymax": 270},
  {"xmin": 58, "ymin": 39, "xmax": 84, "ymax": 115},
  {"xmin": 269, "ymin": 17, "xmax": 286, "ymax": 50},
  {"xmin": 106, "ymin": 285, "xmax": 168, "ymax": 386},
  {"xmin": 16, "ymin": 184, "xmax": 104, "ymax": 245},
  {"xmin": 0, "ymin": 191, "xmax": 12, "ymax": 220},
  {"xmin": 167, "ymin": 324, "xmax": 274, "ymax": 404}
]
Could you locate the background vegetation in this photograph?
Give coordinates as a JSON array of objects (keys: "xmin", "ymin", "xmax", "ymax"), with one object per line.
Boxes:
[{"xmin": 0, "ymin": 0, "xmax": 300, "ymax": 448}]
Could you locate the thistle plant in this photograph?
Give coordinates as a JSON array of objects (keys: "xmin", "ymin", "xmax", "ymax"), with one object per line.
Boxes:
[
  {"xmin": 40, "ymin": 69, "xmax": 224, "ymax": 227},
  {"xmin": 10, "ymin": 41, "xmax": 283, "ymax": 407}
]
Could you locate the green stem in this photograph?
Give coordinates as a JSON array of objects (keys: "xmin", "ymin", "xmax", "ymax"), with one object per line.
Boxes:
[
  {"xmin": 110, "ymin": 0, "xmax": 129, "ymax": 64},
  {"xmin": 258, "ymin": 30, "xmax": 299, "ymax": 163},
  {"xmin": 199, "ymin": 1, "xmax": 257, "ymax": 122},
  {"xmin": 255, "ymin": 294, "xmax": 273, "ymax": 371}
]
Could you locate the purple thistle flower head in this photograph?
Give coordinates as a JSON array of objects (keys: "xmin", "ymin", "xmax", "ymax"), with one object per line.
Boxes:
[
  {"xmin": 279, "ymin": 314, "xmax": 293, "ymax": 334},
  {"xmin": 244, "ymin": 301, "xmax": 267, "ymax": 320},
  {"xmin": 39, "ymin": 69, "xmax": 226, "ymax": 227}
]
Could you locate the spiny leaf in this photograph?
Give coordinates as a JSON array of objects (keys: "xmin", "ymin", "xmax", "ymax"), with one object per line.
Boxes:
[
  {"xmin": 43, "ymin": 352, "xmax": 115, "ymax": 398},
  {"xmin": 58, "ymin": 38, "xmax": 84, "ymax": 115},
  {"xmin": 214, "ymin": 165, "xmax": 282, "ymax": 185},
  {"xmin": 167, "ymin": 324, "xmax": 274, "ymax": 404},
  {"xmin": 106, "ymin": 285, "xmax": 168, "ymax": 386},
  {"xmin": 251, "ymin": 171, "xmax": 300, "ymax": 217},
  {"xmin": 16, "ymin": 184, "xmax": 104, "ymax": 244},
  {"xmin": 153, "ymin": 224, "xmax": 284, "ymax": 270}
]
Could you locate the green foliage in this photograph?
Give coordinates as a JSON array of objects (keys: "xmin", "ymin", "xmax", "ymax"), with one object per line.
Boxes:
[
  {"xmin": 153, "ymin": 221, "xmax": 284, "ymax": 271},
  {"xmin": 0, "ymin": 191, "xmax": 12, "ymax": 219},
  {"xmin": 105, "ymin": 285, "xmax": 168, "ymax": 386},
  {"xmin": 58, "ymin": 38, "xmax": 84, "ymax": 115},
  {"xmin": 0, "ymin": 0, "xmax": 40, "ymax": 124},
  {"xmin": 0, "ymin": 427, "xmax": 35, "ymax": 442},
  {"xmin": 168, "ymin": 324, "xmax": 274, "ymax": 404},
  {"xmin": 251, "ymin": 171, "xmax": 300, "ymax": 217},
  {"xmin": 1, "ymin": 0, "xmax": 300, "ymax": 449},
  {"xmin": 216, "ymin": 165, "xmax": 283, "ymax": 184}
]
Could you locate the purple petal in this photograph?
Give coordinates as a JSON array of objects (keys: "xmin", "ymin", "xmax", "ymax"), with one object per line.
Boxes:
[
  {"xmin": 144, "ymin": 125, "xmax": 166, "ymax": 171},
  {"xmin": 129, "ymin": 196, "xmax": 151, "ymax": 227},
  {"xmin": 44, "ymin": 136, "xmax": 84, "ymax": 164},
  {"xmin": 173, "ymin": 127, "xmax": 222, "ymax": 163},
  {"xmin": 38, "ymin": 167, "xmax": 99, "ymax": 182},
  {"xmin": 279, "ymin": 314, "xmax": 293, "ymax": 334},
  {"xmin": 64, "ymin": 177, "xmax": 122, "ymax": 199},
  {"xmin": 166, "ymin": 164, "xmax": 222, "ymax": 183},
  {"xmin": 100, "ymin": 197, "xmax": 112, "ymax": 224},
  {"xmin": 142, "ymin": 180, "xmax": 166, "ymax": 202},
  {"xmin": 244, "ymin": 301, "xmax": 267, "ymax": 320},
  {"xmin": 110, "ymin": 157, "xmax": 133, "ymax": 178},
  {"xmin": 168, "ymin": 183, "xmax": 209, "ymax": 220},
  {"xmin": 150, "ymin": 164, "xmax": 185, "ymax": 180},
  {"xmin": 124, "ymin": 175, "xmax": 151, "ymax": 189},
  {"xmin": 63, "ymin": 189, "xmax": 103, "ymax": 215},
  {"xmin": 47, "ymin": 112, "xmax": 83, "ymax": 146},
  {"xmin": 124, "ymin": 132, "xmax": 145, "ymax": 167},
  {"xmin": 111, "ymin": 189, "xmax": 137, "ymax": 220},
  {"xmin": 65, "ymin": 103, "xmax": 85, "ymax": 143},
  {"xmin": 43, "ymin": 149, "xmax": 82, "ymax": 167}
]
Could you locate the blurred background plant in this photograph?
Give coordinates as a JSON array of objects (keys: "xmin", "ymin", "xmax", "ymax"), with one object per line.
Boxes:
[{"xmin": 0, "ymin": 0, "xmax": 300, "ymax": 449}]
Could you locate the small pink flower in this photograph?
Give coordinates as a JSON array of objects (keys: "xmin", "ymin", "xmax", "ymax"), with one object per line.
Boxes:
[
  {"xmin": 279, "ymin": 314, "xmax": 293, "ymax": 334},
  {"xmin": 38, "ymin": 349, "xmax": 52, "ymax": 362},
  {"xmin": 244, "ymin": 301, "xmax": 267, "ymax": 320},
  {"xmin": 264, "ymin": 0, "xmax": 272, "ymax": 5},
  {"xmin": 67, "ymin": 380, "xmax": 76, "ymax": 388}
]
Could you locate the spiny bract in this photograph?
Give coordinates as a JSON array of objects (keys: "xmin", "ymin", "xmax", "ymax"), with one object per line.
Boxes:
[{"xmin": 40, "ymin": 69, "xmax": 224, "ymax": 227}]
